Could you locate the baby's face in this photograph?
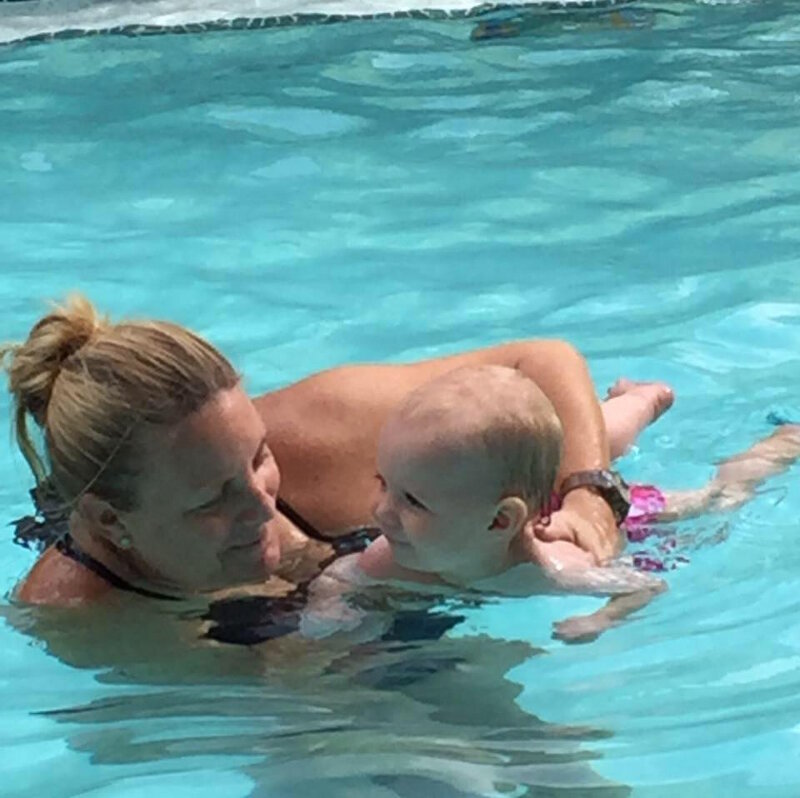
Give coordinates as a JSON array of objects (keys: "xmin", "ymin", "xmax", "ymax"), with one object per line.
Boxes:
[{"xmin": 372, "ymin": 417, "xmax": 505, "ymax": 577}]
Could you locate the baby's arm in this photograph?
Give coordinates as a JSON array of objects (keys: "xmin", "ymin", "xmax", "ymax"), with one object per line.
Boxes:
[
  {"xmin": 300, "ymin": 536, "xmax": 446, "ymax": 640},
  {"xmin": 300, "ymin": 540, "xmax": 449, "ymax": 640},
  {"xmin": 532, "ymin": 538, "xmax": 666, "ymax": 643},
  {"xmin": 299, "ymin": 556, "xmax": 392, "ymax": 642},
  {"xmin": 552, "ymin": 587, "xmax": 664, "ymax": 643}
]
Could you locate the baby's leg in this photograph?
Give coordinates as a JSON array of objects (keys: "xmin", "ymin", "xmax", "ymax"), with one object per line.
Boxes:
[
  {"xmin": 711, "ymin": 424, "xmax": 800, "ymax": 510},
  {"xmin": 602, "ymin": 379, "xmax": 675, "ymax": 460},
  {"xmin": 661, "ymin": 425, "xmax": 800, "ymax": 520}
]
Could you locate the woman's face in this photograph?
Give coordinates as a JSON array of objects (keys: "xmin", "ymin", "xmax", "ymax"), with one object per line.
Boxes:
[{"xmin": 117, "ymin": 386, "xmax": 281, "ymax": 593}]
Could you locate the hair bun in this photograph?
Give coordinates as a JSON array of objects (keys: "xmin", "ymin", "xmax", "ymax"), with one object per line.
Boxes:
[{"xmin": 3, "ymin": 295, "xmax": 106, "ymax": 426}]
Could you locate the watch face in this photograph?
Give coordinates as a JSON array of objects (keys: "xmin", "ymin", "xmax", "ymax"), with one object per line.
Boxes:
[
  {"xmin": 609, "ymin": 471, "xmax": 631, "ymax": 500},
  {"xmin": 592, "ymin": 471, "xmax": 631, "ymax": 523},
  {"xmin": 597, "ymin": 471, "xmax": 616, "ymax": 489}
]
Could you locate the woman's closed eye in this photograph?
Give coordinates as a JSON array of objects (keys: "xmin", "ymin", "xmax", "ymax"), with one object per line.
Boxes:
[
  {"xmin": 193, "ymin": 492, "xmax": 224, "ymax": 513},
  {"xmin": 191, "ymin": 481, "xmax": 235, "ymax": 514}
]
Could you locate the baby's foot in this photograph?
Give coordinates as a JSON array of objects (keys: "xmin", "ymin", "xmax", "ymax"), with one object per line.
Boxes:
[{"xmin": 606, "ymin": 378, "xmax": 675, "ymax": 424}]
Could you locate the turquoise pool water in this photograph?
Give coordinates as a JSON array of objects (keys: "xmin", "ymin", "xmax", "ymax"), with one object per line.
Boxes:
[{"xmin": 2, "ymin": 1, "xmax": 800, "ymax": 795}]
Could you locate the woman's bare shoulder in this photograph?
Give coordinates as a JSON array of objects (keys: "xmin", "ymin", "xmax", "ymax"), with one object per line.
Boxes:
[
  {"xmin": 16, "ymin": 548, "xmax": 114, "ymax": 607},
  {"xmin": 255, "ymin": 363, "xmax": 413, "ymax": 429},
  {"xmin": 265, "ymin": 362, "xmax": 407, "ymax": 396},
  {"xmin": 258, "ymin": 342, "xmax": 555, "ymax": 406}
]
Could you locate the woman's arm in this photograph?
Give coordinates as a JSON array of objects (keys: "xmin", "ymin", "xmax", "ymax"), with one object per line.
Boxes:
[
  {"xmin": 389, "ymin": 339, "xmax": 611, "ymax": 480},
  {"xmin": 262, "ymin": 339, "xmax": 621, "ymax": 560},
  {"xmin": 482, "ymin": 340, "xmax": 611, "ymax": 484}
]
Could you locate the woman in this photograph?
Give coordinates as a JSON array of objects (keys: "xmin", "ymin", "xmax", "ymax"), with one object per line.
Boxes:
[{"xmin": 3, "ymin": 296, "xmax": 623, "ymax": 606}]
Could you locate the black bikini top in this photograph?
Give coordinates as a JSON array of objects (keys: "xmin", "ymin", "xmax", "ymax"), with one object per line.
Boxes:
[
  {"xmin": 274, "ymin": 497, "xmax": 380, "ymax": 557},
  {"xmin": 12, "ymin": 486, "xmax": 379, "ymax": 603}
]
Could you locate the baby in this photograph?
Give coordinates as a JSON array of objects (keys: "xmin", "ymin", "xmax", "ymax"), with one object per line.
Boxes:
[{"xmin": 313, "ymin": 366, "xmax": 800, "ymax": 642}]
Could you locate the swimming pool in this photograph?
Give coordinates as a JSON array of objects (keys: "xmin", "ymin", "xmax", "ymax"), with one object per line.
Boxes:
[{"xmin": 2, "ymin": 0, "xmax": 800, "ymax": 795}]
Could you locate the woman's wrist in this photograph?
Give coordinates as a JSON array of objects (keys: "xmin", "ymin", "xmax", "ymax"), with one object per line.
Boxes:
[
  {"xmin": 560, "ymin": 469, "xmax": 630, "ymax": 525},
  {"xmin": 561, "ymin": 486, "xmax": 614, "ymax": 518}
]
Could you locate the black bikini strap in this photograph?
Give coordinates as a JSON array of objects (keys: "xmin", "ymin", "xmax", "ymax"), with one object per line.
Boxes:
[
  {"xmin": 276, "ymin": 497, "xmax": 381, "ymax": 553},
  {"xmin": 56, "ymin": 535, "xmax": 180, "ymax": 602},
  {"xmin": 275, "ymin": 496, "xmax": 328, "ymax": 542}
]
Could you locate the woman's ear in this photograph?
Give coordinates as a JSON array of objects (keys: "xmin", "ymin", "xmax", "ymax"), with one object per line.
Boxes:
[
  {"xmin": 76, "ymin": 493, "xmax": 131, "ymax": 549},
  {"xmin": 489, "ymin": 496, "xmax": 529, "ymax": 535}
]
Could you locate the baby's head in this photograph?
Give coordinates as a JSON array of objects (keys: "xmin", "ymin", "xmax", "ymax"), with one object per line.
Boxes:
[{"xmin": 373, "ymin": 365, "xmax": 563, "ymax": 582}]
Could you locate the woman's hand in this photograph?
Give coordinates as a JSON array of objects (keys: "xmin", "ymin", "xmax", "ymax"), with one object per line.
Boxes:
[{"xmin": 536, "ymin": 489, "xmax": 623, "ymax": 565}]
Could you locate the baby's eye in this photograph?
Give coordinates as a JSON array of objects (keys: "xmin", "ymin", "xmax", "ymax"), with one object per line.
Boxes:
[
  {"xmin": 374, "ymin": 473, "xmax": 387, "ymax": 491},
  {"xmin": 404, "ymin": 492, "xmax": 428, "ymax": 511}
]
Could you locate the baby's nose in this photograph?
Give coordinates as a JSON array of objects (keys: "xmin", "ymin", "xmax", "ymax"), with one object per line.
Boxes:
[{"xmin": 371, "ymin": 495, "xmax": 397, "ymax": 531}]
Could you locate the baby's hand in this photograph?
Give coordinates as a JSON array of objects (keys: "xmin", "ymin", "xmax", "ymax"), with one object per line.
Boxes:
[
  {"xmin": 552, "ymin": 614, "xmax": 605, "ymax": 644},
  {"xmin": 552, "ymin": 578, "xmax": 666, "ymax": 644}
]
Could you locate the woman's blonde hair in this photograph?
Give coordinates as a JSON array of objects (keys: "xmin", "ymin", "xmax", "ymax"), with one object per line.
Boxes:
[{"xmin": 2, "ymin": 296, "xmax": 239, "ymax": 510}]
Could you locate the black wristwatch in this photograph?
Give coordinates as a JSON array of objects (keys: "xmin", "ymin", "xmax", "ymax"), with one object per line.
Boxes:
[{"xmin": 560, "ymin": 469, "xmax": 631, "ymax": 526}]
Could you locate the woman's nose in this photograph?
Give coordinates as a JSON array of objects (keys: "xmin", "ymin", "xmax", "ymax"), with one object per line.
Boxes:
[{"xmin": 238, "ymin": 483, "xmax": 275, "ymax": 526}]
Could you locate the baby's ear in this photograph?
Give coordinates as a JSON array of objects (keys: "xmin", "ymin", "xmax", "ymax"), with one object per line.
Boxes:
[{"xmin": 489, "ymin": 497, "xmax": 528, "ymax": 535}]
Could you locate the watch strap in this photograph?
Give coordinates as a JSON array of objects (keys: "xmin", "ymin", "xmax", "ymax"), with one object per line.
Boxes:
[{"xmin": 560, "ymin": 469, "xmax": 631, "ymax": 525}]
